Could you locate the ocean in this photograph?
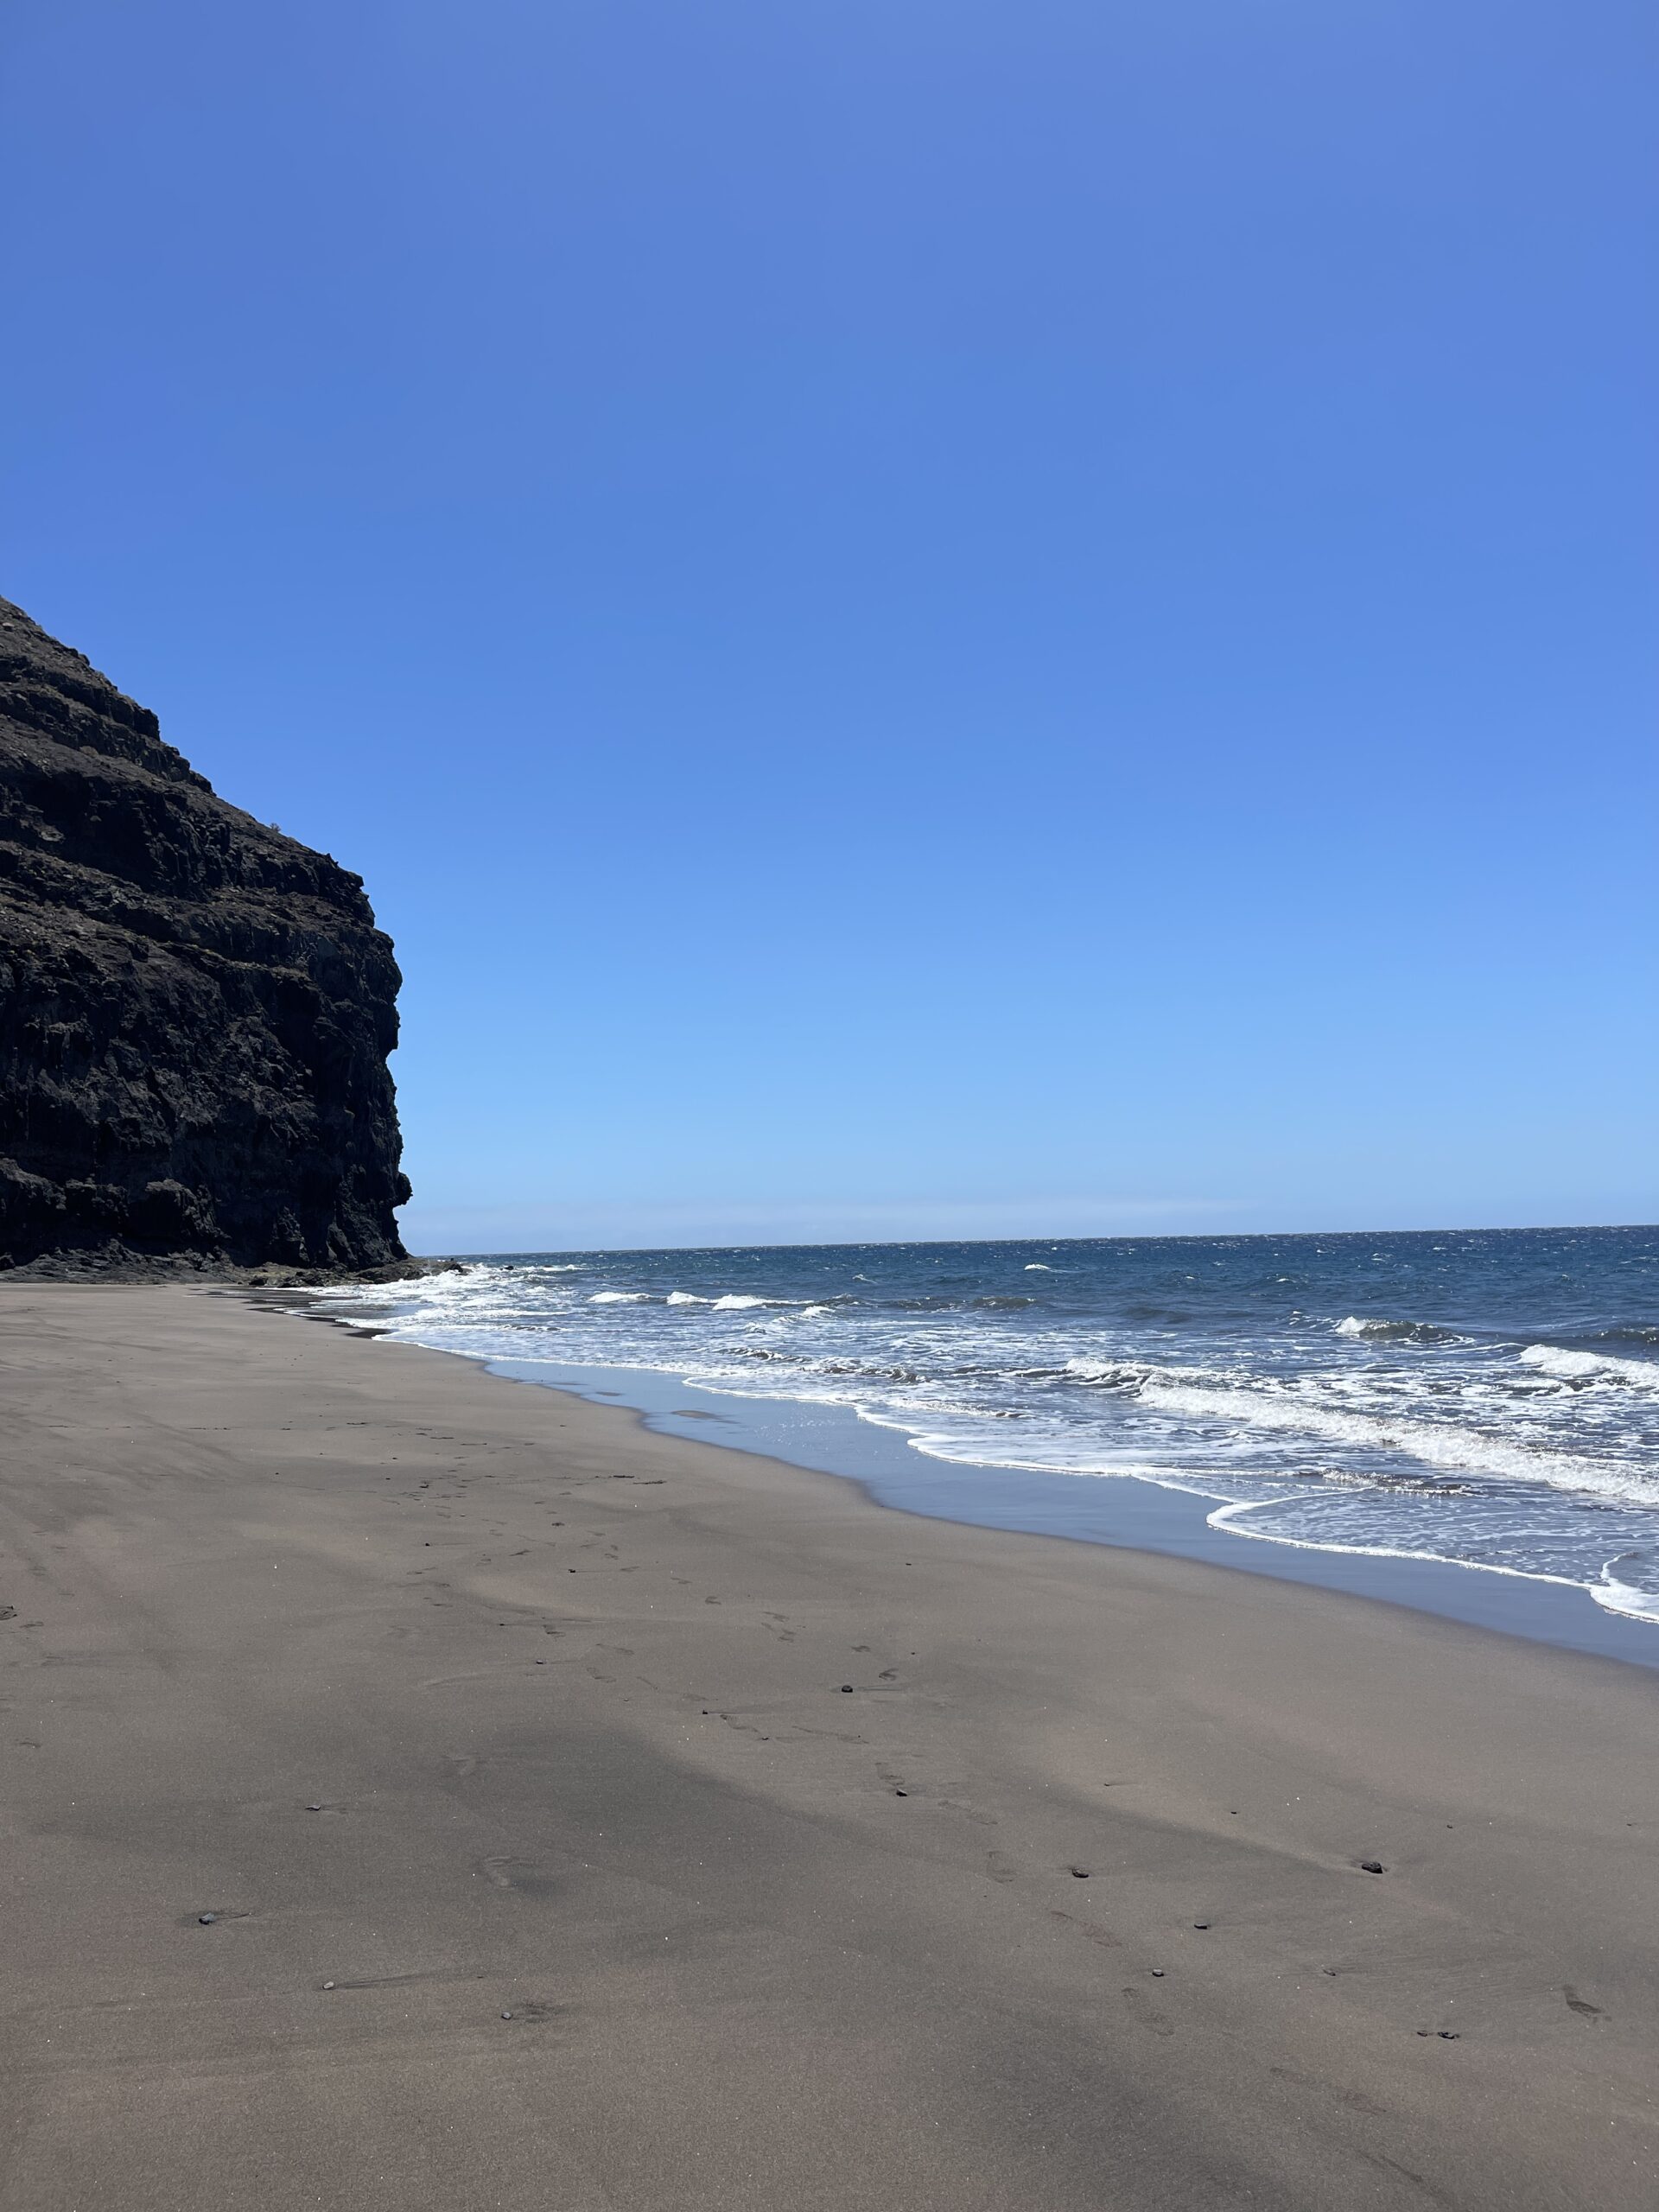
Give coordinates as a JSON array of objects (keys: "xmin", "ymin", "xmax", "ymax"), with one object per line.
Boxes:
[{"xmin": 321, "ymin": 1225, "xmax": 1659, "ymax": 1644}]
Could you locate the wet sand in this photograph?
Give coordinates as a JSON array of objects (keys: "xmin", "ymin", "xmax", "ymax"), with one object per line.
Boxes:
[{"xmin": 2, "ymin": 1284, "xmax": 1656, "ymax": 2209}]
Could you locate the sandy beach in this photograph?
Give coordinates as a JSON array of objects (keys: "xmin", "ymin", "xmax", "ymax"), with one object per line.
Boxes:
[{"xmin": 2, "ymin": 1284, "xmax": 1656, "ymax": 2210}]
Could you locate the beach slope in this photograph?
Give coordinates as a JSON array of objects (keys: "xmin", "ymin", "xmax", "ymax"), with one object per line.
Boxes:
[{"xmin": 1, "ymin": 1285, "xmax": 1655, "ymax": 2209}]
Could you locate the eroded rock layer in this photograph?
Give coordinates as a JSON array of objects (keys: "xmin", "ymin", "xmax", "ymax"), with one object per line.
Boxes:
[{"xmin": 0, "ymin": 597, "xmax": 409, "ymax": 1269}]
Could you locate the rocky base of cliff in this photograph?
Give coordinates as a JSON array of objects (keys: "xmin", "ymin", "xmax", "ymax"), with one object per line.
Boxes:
[{"xmin": 0, "ymin": 1245, "xmax": 450, "ymax": 1287}]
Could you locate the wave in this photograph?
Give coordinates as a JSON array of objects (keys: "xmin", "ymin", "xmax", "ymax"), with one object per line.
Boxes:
[
  {"xmin": 1335, "ymin": 1316, "xmax": 1460, "ymax": 1344},
  {"xmin": 712, "ymin": 1294, "xmax": 769, "ymax": 1310},
  {"xmin": 1062, "ymin": 1357, "xmax": 1156, "ymax": 1392},
  {"xmin": 920, "ymin": 1357, "xmax": 1657, "ymax": 1507},
  {"xmin": 588, "ymin": 1290, "xmax": 649, "ymax": 1304},
  {"xmin": 1201, "ymin": 1497, "xmax": 1659, "ymax": 1620},
  {"xmin": 666, "ymin": 1292, "xmax": 709, "ymax": 1305},
  {"xmin": 1519, "ymin": 1344, "xmax": 1659, "ymax": 1390},
  {"xmin": 1135, "ymin": 1373, "xmax": 1656, "ymax": 1506},
  {"xmin": 1589, "ymin": 1573, "xmax": 1659, "ymax": 1623}
]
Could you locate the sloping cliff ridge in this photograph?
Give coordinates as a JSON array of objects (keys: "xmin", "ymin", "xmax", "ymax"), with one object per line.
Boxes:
[{"xmin": 0, "ymin": 597, "xmax": 410, "ymax": 1271}]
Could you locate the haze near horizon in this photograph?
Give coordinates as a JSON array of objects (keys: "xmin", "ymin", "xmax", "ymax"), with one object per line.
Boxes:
[{"xmin": 2, "ymin": 0, "xmax": 1653, "ymax": 1251}]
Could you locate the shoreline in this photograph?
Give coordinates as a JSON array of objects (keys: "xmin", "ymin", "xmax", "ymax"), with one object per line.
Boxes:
[
  {"xmin": 4, "ymin": 1282, "xmax": 1657, "ymax": 2208},
  {"xmin": 485, "ymin": 1351, "xmax": 1659, "ymax": 1672},
  {"xmin": 301, "ymin": 1229, "xmax": 1659, "ymax": 1669},
  {"xmin": 293, "ymin": 1283, "xmax": 1659, "ymax": 1670}
]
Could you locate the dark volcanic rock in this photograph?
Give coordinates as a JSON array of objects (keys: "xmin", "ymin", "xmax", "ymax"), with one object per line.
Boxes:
[{"xmin": 0, "ymin": 597, "xmax": 410, "ymax": 1271}]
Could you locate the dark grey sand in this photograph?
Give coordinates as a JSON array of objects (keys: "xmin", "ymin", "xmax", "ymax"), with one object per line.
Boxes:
[{"xmin": 2, "ymin": 1287, "xmax": 1656, "ymax": 2209}]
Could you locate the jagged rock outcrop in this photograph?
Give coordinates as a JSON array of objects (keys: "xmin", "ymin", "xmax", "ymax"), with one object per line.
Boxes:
[{"xmin": 0, "ymin": 596, "xmax": 410, "ymax": 1271}]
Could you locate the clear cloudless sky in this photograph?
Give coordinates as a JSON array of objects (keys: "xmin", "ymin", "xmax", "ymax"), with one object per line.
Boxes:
[{"xmin": 2, "ymin": 0, "xmax": 1654, "ymax": 1249}]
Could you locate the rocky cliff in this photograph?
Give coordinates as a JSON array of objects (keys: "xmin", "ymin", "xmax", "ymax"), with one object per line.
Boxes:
[{"xmin": 0, "ymin": 597, "xmax": 410, "ymax": 1272}]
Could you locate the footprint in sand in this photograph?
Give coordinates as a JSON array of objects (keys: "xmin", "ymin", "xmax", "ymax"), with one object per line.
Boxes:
[
  {"xmin": 986, "ymin": 1851, "xmax": 1018, "ymax": 1885},
  {"xmin": 715, "ymin": 1712, "xmax": 772, "ymax": 1741},
  {"xmin": 1051, "ymin": 1910, "xmax": 1120, "ymax": 1949},
  {"xmin": 480, "ymin": 1856, "xmax": 562, "ymax": 1897},
  {"xmin": 1563, "ymin": 1986, "xmax": 1605, "ymax": 2020},
  {"xmin": 1122, "ymin": 1986, "xmax": 1174, "ymax": 2037},
  {"xmin": 944, "ymin": 1799, "xmax": 997, "ymax": 1828}
]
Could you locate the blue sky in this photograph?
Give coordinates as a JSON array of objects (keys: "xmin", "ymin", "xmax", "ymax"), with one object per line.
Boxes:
[{"xmin": 3, "ymin": 0, "xmax": 1654, "ymax": 1249}]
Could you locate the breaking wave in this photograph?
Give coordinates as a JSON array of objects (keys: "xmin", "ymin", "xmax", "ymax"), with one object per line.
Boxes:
[{"xmin": 1519, "ymin": 1344, "xmax": 1659, "ymax": 1390}]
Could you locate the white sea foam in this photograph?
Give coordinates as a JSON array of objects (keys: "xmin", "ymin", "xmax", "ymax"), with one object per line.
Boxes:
[
  {"xmin": 588, "ymin": 1291, "xmax": 649, "ymax": 1304},
  {"xmin": 1519, "ymin": 1345, "xmax": 1659, "ymax": 1390},
  {"xmin": 1024, "ymin": 1263, "xmax": 1052, "ymax": 1271},
  {"xmin": 712, "ymin": 1294, "xmax": 768, "ymax": 1310},
  {"xmin": 1135, "ymin": 1372, "xmax": 1657, "ymax": 1506},
  {"xmin": 666, "ymin": 1292, "xmax": 709, "ymax": 1305},
  {"xmin": 1198, "ymin": 1496, "xmax": 1624, "ymax": 1605},
  {"xmin": 1589, "ymin": 1574, "xmax": 1659, "ymax": 1623}
]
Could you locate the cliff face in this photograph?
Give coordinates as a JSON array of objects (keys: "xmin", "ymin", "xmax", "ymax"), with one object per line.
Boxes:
[{"xmin": 0, "ymin": 597, "xmax": 410, "ymax": 1271}]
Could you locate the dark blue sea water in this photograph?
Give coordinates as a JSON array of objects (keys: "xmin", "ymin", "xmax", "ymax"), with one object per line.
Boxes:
[{"xmin": 324, "ymin": 1226, "xmax": 1659, "ymax": 1646}]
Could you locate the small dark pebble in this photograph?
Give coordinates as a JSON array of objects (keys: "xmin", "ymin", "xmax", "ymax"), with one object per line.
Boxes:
[
  {"xmin": 307, "ymin": 1802, "xmax": 323, "ymax": 1812},
  {"xmin": 1360, "ymin": 1860, "xmax": 1386, "ymax": 1875},
  {"xmin": 198, "ymin": 1913, "xmax": 217, "ymax": 1925},
  {"xmin": 1070, "ymin": 1866, "xmax": 1090, "ymax": 1878},
  {"xmin": 894, "ymin": 1789, "xmax": 907, "ymax": 1796},
  {"xmin": 1192, "ymin": 1922, "xmax": 1210, "ymax": 1929},
  {"xmin": 840, "ymin": 1684, "xmax": 854, "ymax": 1694},
  {"xmin": 1149, "ymin": 1968, "xmax": 1165, "ymax": 1978},
  {"xmin": 1438, "ymin": 2030, "xmax": 1459, "ymax": 2040}
]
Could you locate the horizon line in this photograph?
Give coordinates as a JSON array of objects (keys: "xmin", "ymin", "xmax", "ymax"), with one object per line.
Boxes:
[{"xmin": 400, "ymin": 1219, "xmax": 1657, "ymax": 1260}]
